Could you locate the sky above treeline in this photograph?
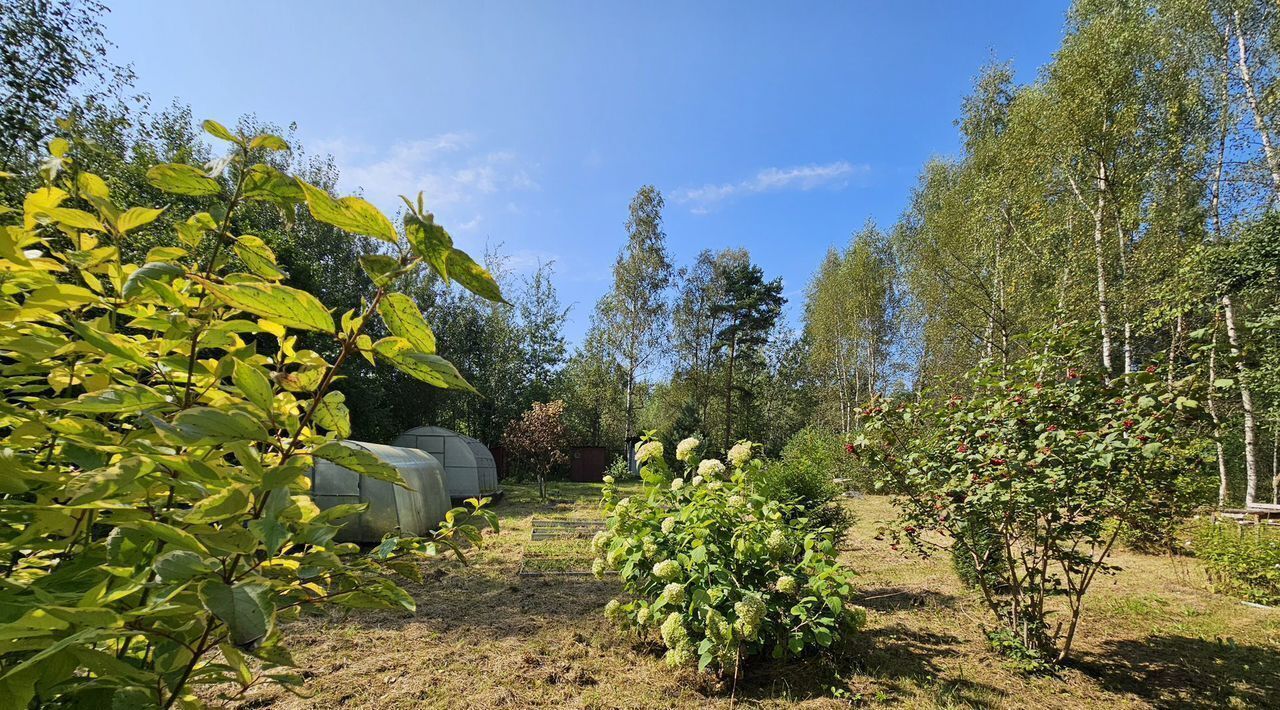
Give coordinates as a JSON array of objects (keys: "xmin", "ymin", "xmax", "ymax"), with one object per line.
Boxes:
[{"xmin": 104, "ymin": 1, "xmax": 1069, "ymax": 344}]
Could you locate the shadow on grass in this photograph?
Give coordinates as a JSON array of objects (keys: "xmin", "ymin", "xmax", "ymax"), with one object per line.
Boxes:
[
  {"xmin": 1075, "ymin": 634, "xmax": 1280, "ymax": 709},
  {"xmin": 734, "ymin": 623, "xmax": 1003, "ymax": 707},
  {"xmin": 854, "ymin": 586, "xmax": 960, "ymax": 613}
]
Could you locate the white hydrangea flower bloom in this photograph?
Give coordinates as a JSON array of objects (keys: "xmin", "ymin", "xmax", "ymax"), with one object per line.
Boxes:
[
  {"xmin": 591, "ymin": 530, "xmax": 611, "ymax": 554},
  {"xmin": 662, "ymin": 582, "xmax": 686, "ymax": 606},
  {"xmin": 697, "ymin": 458, "xmax": 726, "ymax": 479},
  {"xmin": 727, "ymin": 441, "xmax": 754, "ymax": 468},
  {"xmin": 653, "ymin": 559, "xmax": 681, "ymax": 581},
  {"xmin": 776, "ymin": 575, "xmax": 799, "ymax": 594},
  {"xmin": 635, "ymin": 440, "xmax": 664, "ymax": 464},
  {"xmin": 733, "ymin": 593, "xmax": 766, "ymax": 640},
  {"xmin": 604, "ymin": 598, "xmax": 627, "ymax": 625},
  {"xmin": 765, "ymin": 529, "xmax": 788, "ymax": 557},
  {"xmin": 670, "ymin": 477, "xmax": 685, "ymax": 492},
  {"xmin": 727, "ymin": 494, "xmax": 745, "ymax": 508},
  {"xmin": 675, "ymin": 437, "xmax": 701, "ymax": 462},
  {"xmin": 660, "ymin": 612, "xmax": 689, "ymax": 656},
  {"xmin": 602, "ymin": 474, "xmax": 615, "ymax": 485},
  {"xmin": 690, "ymin": 475, "xmax": 704, "ymax": 487},
  {"xmin": 661, "ymin": 516, "xmax": 677, "ymax": 534}
]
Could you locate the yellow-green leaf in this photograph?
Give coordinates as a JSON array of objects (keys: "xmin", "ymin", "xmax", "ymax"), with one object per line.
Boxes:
[
  {"xmin": 202, "ymin": 119, "xmax": 238, "ymax": 143},
  {"xmin": 404, "ymin": 213, "xmax": 451, "ymax": 278},
  {"xmin": 241, "ymin": 164, "xmax": 302, "ymax": 203},
  {"xmin": 43, "ymin": 207, "xmax": 104, "ymax": 232},
  {"xmin": 191, "ymin": 275, "xmax": 334, "ymax": 333},
  {"xmin": 166, "ymin": 407, "xmax": 270, "ymax": 445},
  {"xmin": 447, "ymin": 248, "xmax": 506, "ymax": 303},
  {"xmin": 312, "ymin": 441, "xmax": 405, "ymax": 485},
  {"xmin": 77, "ymin": 172, "xmax": 110, "ymax": 200},
  {"xmin": 233, "ymin": 236, "xmax": 286, "ymax": 280},
  {"xmin": 63, "ymin": 387, "xmax": 171, "ymax": 413},
  {"xmin": 122, "ymin": 262, "xmax": 183, "ymax": 299},
  {"xmin": 184, "ymin": 485, "xmax": 252, "ymax": 523},
  {"xmin": 233, "ymin": 360, "xmax": 275, "ymax": 415},
  {"xmin": 372, "ymin": 337, "xmax": 476, "ymax": 393},
  {"xmin": 377, "ymin": 293, "xmax": 436, "ymax": 354},
  {"xmin": 296, "ymin": 180, "xmax": 397, "ymax": 243},
  {"xmin": 116, "ymin": 206, "xmax": 165, "ymax": 234},
  {"xmin": 147, "ymin": 163, "xmax": 221, "ymax": 197},
  {"xmin": 312, "ymin": 391, "xmax": 351, "ymax": 438},
  {"xmin": 67, "ymin": 320, "xmax": 150, "ymax": 368},
  {"xmin": 249, "ymin": 134, "xmax": 289, "ymax": 151}
]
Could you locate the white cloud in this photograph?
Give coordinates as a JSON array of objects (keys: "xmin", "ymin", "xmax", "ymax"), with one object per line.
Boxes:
[
  {"xmin": 312, "ymin": 132, "xmax": 538, "ymax": 228},
  {"xmin": 676, "ymin": 161, "xmax": 868, "ymax": 213}
]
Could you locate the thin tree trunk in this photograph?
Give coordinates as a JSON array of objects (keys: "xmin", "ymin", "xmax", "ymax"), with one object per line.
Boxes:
[
  {"xmin": 723, "ymin": 335, "xmax": 736, "ymax": 452},
  {"xmin": 1115, "ymin": 215, "xmax": 1133, "ymax": 374},
  {"xmin": 1233, "ymin": 10, "xmax": 1280, "ymax": 193},
  {"xmin": 1208, "ymin": 317, "xmax": 1230, "ymax": 506},
  {"xmin": 624, "ymin": 366, "xmax": 635, "ymax": 442},
  {"xmin": 1273, "ymin": 424, "xmax": 1278, "ymax": 505},
  {"xmin": 1092, "ymin": 164, "xmax": 1113, "ymax": 374},
  {"xmin": 1167, "ymin": 312, "xmax": 1182, "ymax": 389},
  {"xmin": 1223, "ymin": 295, "xmax": 1259, "ymax": 506}
]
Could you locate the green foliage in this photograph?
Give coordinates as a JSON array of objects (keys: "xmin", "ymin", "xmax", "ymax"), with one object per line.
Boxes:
[
  {"xmin": 754, "ymin": 426, "xmax": 855, "ymax": 537},
  {"xmin": 855, "ymin": 326, "xmax": 1206, "ymax": 665},
  {"xmin": 605, "ymin": 454, "xmax": 630, "ymax": 481},
  {"xmin": 0, "ymin": 128, "xmax": 505, "ymax": 707},
  {"xmin": 1192, "ymin": 521, "xmax": 1280, "ymax": 606},
  {"xmin": 594, "ymin": 436, "xmax": 864, "ymax": 674}
]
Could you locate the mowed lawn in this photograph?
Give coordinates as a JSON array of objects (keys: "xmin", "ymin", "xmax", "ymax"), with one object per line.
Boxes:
[{"xmin": 220, "ymin": 484, "xmax": 1280, "ymax": 709}]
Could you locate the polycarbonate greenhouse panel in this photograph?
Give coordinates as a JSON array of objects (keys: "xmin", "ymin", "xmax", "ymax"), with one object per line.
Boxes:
[
  {"xmin": 460, "ymin": 435, "xmax": 500, "ymax": 493},
  {"xmin": 308, "ymin": 440, "xmax": 451, "ymax": 543},
  {"xmin": 392, "ymin": 426, "xmax": 486, "ymax": 498}
]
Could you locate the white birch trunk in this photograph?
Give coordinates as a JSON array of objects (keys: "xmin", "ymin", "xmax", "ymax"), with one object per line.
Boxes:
[{"xmin": 1223, "ymin": 295, "xmax": 1259, "ymax": 507}]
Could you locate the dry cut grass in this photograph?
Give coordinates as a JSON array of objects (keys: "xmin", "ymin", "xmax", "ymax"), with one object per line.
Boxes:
[{"xmin": 213, "ymin": 483, "xmax": 1280, "ymax": 709}]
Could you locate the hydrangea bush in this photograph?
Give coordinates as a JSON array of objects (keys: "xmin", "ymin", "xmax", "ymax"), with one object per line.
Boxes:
[{"xmin": 594, "ymin": 436, "xmax": 864, "ymax": 674}]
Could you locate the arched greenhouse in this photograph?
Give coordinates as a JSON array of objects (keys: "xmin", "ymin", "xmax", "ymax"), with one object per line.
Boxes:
[
  {"xmin": 308, "ymin": 440, "xmax": 451, "ymax": 543},
  {"xmin": 392, "ymin": 426, "xmax": 502, "ymax": 500}
]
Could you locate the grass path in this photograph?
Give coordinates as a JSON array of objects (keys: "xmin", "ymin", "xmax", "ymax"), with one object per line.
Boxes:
[{"xmin": 225, "ymin": 484, "xmax": 1280, "ymax": 709}]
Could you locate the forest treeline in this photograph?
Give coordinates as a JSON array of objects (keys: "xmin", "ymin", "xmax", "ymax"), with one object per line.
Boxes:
[{"xmin": 6, "ymin": 0, "xmax": 1280, "ymax": 505}]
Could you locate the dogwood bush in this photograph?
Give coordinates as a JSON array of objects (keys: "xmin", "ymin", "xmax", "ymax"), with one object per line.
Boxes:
[
  {"xmin": 854, "ymin": 328, "xmax": 1203, "ymax": 667},
  {"xmin": 594, "ymin": 436, "xmax": 864, "ymax": 674},
  {"xmin": 0, "ymin": 126, "xmax": 501, "ymax": 707}
]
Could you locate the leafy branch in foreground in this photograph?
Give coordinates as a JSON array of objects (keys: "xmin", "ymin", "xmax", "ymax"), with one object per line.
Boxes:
[{"xmin": 0, "ymin": 121, "xmax": 503, "ymax": 708}]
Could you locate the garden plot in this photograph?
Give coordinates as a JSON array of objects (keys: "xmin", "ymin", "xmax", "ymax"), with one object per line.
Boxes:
[{"xmin": 519, "ymin": 516, "xmax": 607, "ymax": 576}]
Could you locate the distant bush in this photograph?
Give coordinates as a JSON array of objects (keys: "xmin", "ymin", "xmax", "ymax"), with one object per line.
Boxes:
[
  {"xmin": 754, "ymin": 427, "xmax": 854, "ymax": 538},
  {"xmin": 606, "ymin": 453, "xmax": 630, "ymax": 480},
  {"xmin": 503, "ymin": 400, "xmax": 571, "ymax": 500},
  {"xmin": 1192, "ymin": 521, "xmax": 1280, "ymax": 606},
  {"xmin": 595, "ymin": 436, "xmax": 864, "ymax": 674}
]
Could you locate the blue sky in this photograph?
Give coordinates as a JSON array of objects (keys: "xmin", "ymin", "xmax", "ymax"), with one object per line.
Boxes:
[{"xmin": 104, "ymin": 1, "xmax": 1068, "ymax": 344}]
